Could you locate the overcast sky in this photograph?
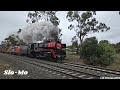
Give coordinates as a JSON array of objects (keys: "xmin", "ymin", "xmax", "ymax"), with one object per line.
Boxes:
[{"xmin": 0, "ymin": 11, "xmax": 120, "ymax": 46}]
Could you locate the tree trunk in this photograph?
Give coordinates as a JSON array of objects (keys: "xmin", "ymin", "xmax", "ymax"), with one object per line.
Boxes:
[
  {"xmin": 76, "ymin": 46, "xmax": 79, "ymax": 55},
  {"xmin": 79, "ymin": 39, "xmax": 83, "ymax": 60}
]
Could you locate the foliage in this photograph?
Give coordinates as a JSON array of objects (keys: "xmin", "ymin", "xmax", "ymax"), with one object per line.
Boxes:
[
  {"xmin": 1, "ymin": 29, "xmax": 26, "ymax": 47},
  {"xmin": 112, "ymin": 42, "xmax": 120, "ymax": 53},
  {"xmin": 99, "ymin": 40, "xmax": 109, "ymax": 44},
  {"xmin": 66, "ymin": 11, "xmax": 110, "ymax": 58},
  {"xmin": 27, "ymin": 11, "xmax": 59, "ymax": 25},
  {"xmin": 66, "ymin": 45, "xmax": 75, "ymax": 52},
  {"xmin": 71, "ymin": 36, "xmax": 79, "ymax": 54},
  {"xmin": 17, "ymin": 29, "xmax": 22, "ymax": 34},
  {"xmin": 97, "ymin": 43, "xmax": 116, "ymax": 66},
  {"xmin": 81, "ymin": 37, "xmax": 116, "ymax": 67},
  {"xmin": 26, "ymin": 11, "xmax": 62, "ymax": 39},
  {"xmin": 80, "ymin": 37, "xmax": 98, "ymax": 64},
  {"xmin": 4, "ymin": 34, "xmax": 18, "ymax": 47}
]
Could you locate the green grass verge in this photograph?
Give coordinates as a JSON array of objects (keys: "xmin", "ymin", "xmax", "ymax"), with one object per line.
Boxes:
[{"xmin": 65, "ymin": 52, "xmax": 120, "ymax": 71}]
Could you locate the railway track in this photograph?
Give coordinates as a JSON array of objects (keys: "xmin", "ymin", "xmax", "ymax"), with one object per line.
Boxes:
[
  {"xmin": 17, "ymin": 55, "xmax": 120, "ymax": 77},
  {"xmin": 0, "ymin": 53, "xmax": 98, "ymax": 79},
  {"xmin": 63, "ymin": 62, "xmax": 120, "ymax": 76},
  {"xmin": 3, "ymin": 53, "xmax": 99, "ymax": 79},
  {"xmin": 0, "ymin": 53, "xmax": 120, "ymax": 79}
]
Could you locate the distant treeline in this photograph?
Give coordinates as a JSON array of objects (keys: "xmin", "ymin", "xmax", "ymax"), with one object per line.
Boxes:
[
  {"xmin": 67, "ymin": 40, "xmax": 120, "ymax": 53},
  {"xmin": 111, "ymin": 42, "xmax": 120, "ymax": 53}
]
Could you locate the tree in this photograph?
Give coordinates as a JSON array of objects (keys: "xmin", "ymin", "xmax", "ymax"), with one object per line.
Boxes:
[
  {"xmin": 112, "ymin": 42, "xmax": 120, "ymax": 53},
  {"xmin": 26, "ymin": 11, "xmax": 62, "ymax": 39},
  {"xmin": 26, "ymin": 11, "xmax": 59, "ymax": 25},
  {"xmin": 5, "ymin": 34, "xmax": 18, "ymax": 47},
  {"xmin": 17, "ymin": 29, "xmax": 22, "ymax": 34},
  {"xmin": 98, "ymin": 42, "xmax": 116, "ymax": 67},
  {"xmin": 99, "ymin": 40, "xmax": 109, "ymax": 44},
  {"xmin": 1, "ymin": 41, "xmax": 7, "ymax": 47},
  {"xmin": 71, "ymin": 36, "xmax": 79, "ymax": 54},
  {"xmin": 81, "ymin": 37, "xmax": 116, "ymax": 67},
  {"xmin": 81, "ymin": 37, "xmax": 98, "ymax": 64},
  {"xmin": 3, "ymin": 29, "xmax": 26, "ymax": 47},
  {"xmin": 16, "ymin": 29, "xmax": 26, "ymax": 45},
  {"xmin": 66, "ymin": 11, "xmax": 110, "ymax": 59}
]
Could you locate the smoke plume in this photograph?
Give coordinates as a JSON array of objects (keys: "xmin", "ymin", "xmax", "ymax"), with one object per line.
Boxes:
[{"xmin": 20, "ymin": 21, "xmax": 59, "ymax": 44}]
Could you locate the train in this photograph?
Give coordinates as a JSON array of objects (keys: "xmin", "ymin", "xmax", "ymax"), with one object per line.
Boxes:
[{"xmin": 0, "ymin": 39, "xmax": 66, "ymax": 62}]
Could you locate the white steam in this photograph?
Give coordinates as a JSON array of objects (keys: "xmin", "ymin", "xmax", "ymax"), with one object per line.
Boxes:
[{"xmin": 20, "ymin": 21, "xmax": 59, "ymax": 44}]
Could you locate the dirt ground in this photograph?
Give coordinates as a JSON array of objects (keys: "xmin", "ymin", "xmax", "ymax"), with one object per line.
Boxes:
[
  {"xmin": 0, "ymin": 60, "xmax": 14, "ymax": 79},
  {"xmin": 64, "ymin": 54, "xmax": 84, "ymax": 64},
  {"xmin": 0, "ymin": 60, "xmax": 10, "ymax": 73}
]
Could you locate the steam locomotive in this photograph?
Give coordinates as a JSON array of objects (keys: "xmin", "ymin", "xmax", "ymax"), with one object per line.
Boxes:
[{"xmin": 0, "ymin": 39, "xmax": 66, "ymax": 62}]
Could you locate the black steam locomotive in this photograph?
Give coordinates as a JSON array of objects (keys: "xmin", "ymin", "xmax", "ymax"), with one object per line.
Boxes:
[{"xmin": 0, "ymin": 39, "xmax": 66, "ymax": 62}]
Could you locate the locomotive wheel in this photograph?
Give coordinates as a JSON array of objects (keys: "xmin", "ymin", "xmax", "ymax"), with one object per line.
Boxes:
[
  {"xmin": 29, "ymin": 51, "xmax": 36, "ymax": 58},
  {"xmin": 51, "ymin": 58, "xmax": 56, "ymax": 62},
  {"xmin": 56, "ymin": 57, "xmax": 62, "ymax": 63},
  {"xmin": 56, "ymin": 56, "xmax": 64, "ymax": 63}
]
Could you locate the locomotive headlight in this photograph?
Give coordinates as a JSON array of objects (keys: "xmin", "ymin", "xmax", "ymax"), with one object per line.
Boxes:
[{"xmin": 56, "ymin": 43, "xmax": 62, "ymax": 49}]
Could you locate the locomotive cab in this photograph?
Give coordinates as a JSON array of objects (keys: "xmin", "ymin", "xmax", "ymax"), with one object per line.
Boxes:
[{"xmin": 27, "ymin": 43, "xmax": 37, "ymax": 57}]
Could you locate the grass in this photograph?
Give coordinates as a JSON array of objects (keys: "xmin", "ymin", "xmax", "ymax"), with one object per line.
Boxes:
[
  {"xmin": 66, "ymin": 51, "xmax": 76, "ymax": 55},
  {"xmin": 65, "ymin": 51, "xmax": 120, "ymax": 71},
  {"xmin": 64, "ymin": 52, "xmax": 84, "ymax": 64},
  {"xmin": 106, "ymin": 53, "xmax": 120, "ymax": 71}
]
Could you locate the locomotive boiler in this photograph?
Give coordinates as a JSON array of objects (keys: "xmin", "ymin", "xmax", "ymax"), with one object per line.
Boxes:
[{"xmin": 26, "ymin": 40, "xmax": 66, "ymax": 61}]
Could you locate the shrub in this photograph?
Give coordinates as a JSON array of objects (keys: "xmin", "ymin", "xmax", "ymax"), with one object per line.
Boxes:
[
  {"xmin": 80, "ymin": 37, "xmax": 98, "ymax": 59},
  {"xmin": 81, "ymin": 37, "xmax": 116, "ymax": 67},
  {"xmin": 115, "ymin": 48, "xmax": 120, "ymax": 53},
  {"xmin": 97, "ymin": 43, "xmax": 116, "ymax": 67}
]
